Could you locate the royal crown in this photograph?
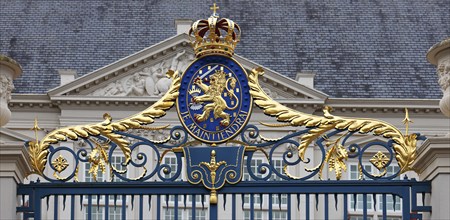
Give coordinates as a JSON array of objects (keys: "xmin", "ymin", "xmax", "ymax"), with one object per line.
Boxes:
[{"xmin": 189, "ymin": 4, "xmax": 241, "ymax": 57}]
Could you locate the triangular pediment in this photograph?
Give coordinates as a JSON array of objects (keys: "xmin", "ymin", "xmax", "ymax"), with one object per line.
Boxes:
[
  {"xmin": 0, "ymin": 127, "xmax": 32, "ymax": 143},
  {"xmin": 49, "ymin": 34, "xmax": 327, "ymax": 101}
]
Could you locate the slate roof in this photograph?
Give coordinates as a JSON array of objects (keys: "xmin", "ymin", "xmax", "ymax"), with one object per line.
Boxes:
[{"xmin": 1, "ymin": 0, "xmax": 448, "ymax": 98}]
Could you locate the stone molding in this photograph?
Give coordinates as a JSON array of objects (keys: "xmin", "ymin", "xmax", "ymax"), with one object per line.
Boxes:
[
  {"xmin": 87, "ymin": 50, "xmax": 194, "ymax": 97},
  {"xmin": 48, "ymin": 34, "xmax": 193, "ymax": 96},
  {"xmin": 45, "ymin": 34, "xmax": 327, "ymax": 101},
  {"xmin": 0, "ymin": 143, "xmax": 32, "ymax": 183},
  {"xmin": 233, "ymin": 54, "xmax": 328, "ymax": 100},
  {"xmin": 8, "ymin": 94, "xmax": 442, "ymax": 115},
  {"xmin": 413, "ymin": 136, "xmax": 450, "ymax": 181}
]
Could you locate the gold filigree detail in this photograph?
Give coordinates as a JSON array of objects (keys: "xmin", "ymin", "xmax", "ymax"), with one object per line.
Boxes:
[
  {"xmin": 370, "ymin": 151, "xmax": 390, "ymax": 170},
  {"xmin": 148, "ymin": 136, "xmax": 171, "ymax": 144},
  {"xmin": 199, "ymin": 150, "xmax": 227, "ymax": 204},
  {"xmin": 74, "ymin": 165, "xmax": 79, "ymax": 182},
  {"xmin": 87, "ymin": 139, "xmax": 110, "ymax": 182},
  {"xmin": 248, "ymin": 67, "xmax": 419, "ymax": 175},
  {"xmin": 358, "ymin": 163, "xmax": 363, "ymax": 180},
  {"xmin": 136, "ymin": 124, "xmax": 170, "ymax": 131},
  {"xmin": 28, "ymin": 70, "xmax": 181, "ymax": 176},
  {"xmin": 319, "ymin": 134, "xmax": 349, "ymax": 180},
  {"xmin": 52, "ymin": 155, "xmax": 69, "ymax": 173},
  {"xmin": 259, "ymin": 121, "xmax": 292, "ymax": 127},
  {"xmin": 259, "ymin": 135, "xmax": 282, "ymax": 142}
]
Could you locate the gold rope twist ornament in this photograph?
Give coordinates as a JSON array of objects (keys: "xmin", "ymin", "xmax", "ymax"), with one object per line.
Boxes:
[
  {"xmin": 28, "ymin": 70, "xmax": 181, "ymax": 176},
  {"xmin": 248, "ymin": 67, "xmax": 418, "ymax": 176}
]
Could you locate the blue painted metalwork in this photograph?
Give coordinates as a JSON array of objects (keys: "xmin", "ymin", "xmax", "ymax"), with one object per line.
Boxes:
[
  {"xmin": 184, "ymin": 146, "xmax": 245, "ymax": 189},
  {"xmin": 18, "ymin": 122, "xmax": 432, "ymax": 219},
  {"xmin": 17, "ymin": 179, "xmax": 431, "ymax": 219},
  {"xmin": 24, "ymin": 123, "xmax": 428, "ymax": 183}
]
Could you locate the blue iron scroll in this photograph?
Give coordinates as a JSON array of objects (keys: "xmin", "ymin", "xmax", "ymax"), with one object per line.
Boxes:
[{"xmin": 184, "ymin": 146, "xmax": 246, "ymax": 203}]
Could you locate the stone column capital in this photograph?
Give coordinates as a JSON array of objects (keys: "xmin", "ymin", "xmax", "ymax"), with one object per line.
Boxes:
[
  {"xmin": 413, "ymin": 136, "xmax": 450, "ymax": 181},
  {"xmin": 0, "ymin": 143, "xmax": 31, "ymax": 183}
]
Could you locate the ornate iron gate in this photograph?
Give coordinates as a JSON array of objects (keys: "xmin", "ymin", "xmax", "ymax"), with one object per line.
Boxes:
[{"xmin": 17, "ymin": 4, "xmax": 432, "ymax": 220}]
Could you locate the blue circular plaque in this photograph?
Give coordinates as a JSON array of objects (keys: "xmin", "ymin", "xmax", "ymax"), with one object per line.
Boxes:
[{"xmin": 177, "ymin": 55, "xmax": 252, "ymax": 143}]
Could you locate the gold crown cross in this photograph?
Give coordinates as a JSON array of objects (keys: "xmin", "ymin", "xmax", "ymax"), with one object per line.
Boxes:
[{"xmin": 210, "ymin": 3, "xmax": 219, "ymax": 16}]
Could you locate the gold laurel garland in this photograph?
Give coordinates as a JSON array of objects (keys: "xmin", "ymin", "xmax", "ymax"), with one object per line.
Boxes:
[
  {"xmin": 28, "ymin": 70, "xmax": 181, "ymax": 176},
  {"xmin": 248, "ymin": 67, "xmax": 417, "ymax": 175}
]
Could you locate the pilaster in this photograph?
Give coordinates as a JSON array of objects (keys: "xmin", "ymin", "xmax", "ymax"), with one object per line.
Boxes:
[
  {"xmin": 413, "ymin": 136, "xmax": 450, "ymax": 220},
  {"xmin": 0, "ymin": 141, "xmax": 31, "ymax": 220}
]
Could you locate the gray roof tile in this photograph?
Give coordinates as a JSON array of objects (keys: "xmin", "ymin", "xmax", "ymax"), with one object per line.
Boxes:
[{"xmin": 1, "ymin": 0, "xmax": 448, "ymax": 98}]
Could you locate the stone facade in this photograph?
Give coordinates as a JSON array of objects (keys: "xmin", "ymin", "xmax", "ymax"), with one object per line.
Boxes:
[{"xmin": 1, "ymin": 35, "xmax": 449, "ymax": 219}]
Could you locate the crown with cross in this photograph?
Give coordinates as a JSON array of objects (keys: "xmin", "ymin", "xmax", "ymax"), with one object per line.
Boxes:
[{"xmin": 189, "ymin": 3, "xmax": 241, "ymax": 57}]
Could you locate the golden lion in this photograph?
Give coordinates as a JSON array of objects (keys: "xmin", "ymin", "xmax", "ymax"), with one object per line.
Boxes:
[{"xmin": 192, "ymin": 69, "xmax": 238, "ymax": 126}]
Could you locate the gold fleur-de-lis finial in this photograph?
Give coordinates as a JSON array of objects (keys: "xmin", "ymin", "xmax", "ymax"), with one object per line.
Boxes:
[
  {"xmin": 199, "ymin": 150, "xmax": 226, "ymax": 204},
  {"xmin": 402, "ymin": 108, "xmax": 413, "ymax": 135},
  {"xmin": 31, "ymin": 117, "xmax": 42, "ymax": 143},
  {"xmin": 210, "ymin": 3, "xmax": 219, "ymax": 16}
]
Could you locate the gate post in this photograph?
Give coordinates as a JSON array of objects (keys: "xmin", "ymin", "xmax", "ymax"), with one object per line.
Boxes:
[
  {"xmin": 414, "ymin": 137, "xmax": 450, "ymax": 220},
  {"xmin": 420, "ymin": 38, "xmax": 450, "ymax": 219},
  {"xmin": 0, "ymin": 142, "xmax": 31, "ymax": 219},
  {"xmin": 0, "ymin": 56, "xmax": 29, "ymax": 220}
]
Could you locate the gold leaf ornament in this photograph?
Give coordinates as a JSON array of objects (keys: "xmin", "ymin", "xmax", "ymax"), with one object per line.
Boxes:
[
  {"xmin": 52, "ymin": 155, "xmax": 69, "ymax": 173},
  {"xmin": 28, "ymin": 71, "xmax": 181, "ymax": 176},
  {"xmin": 248, "ymin": 67, "xmax": 419, "ymax": 176},
  {"xmin": 370, "ymin": 151, "xmax": 390, "ymax": 170}
]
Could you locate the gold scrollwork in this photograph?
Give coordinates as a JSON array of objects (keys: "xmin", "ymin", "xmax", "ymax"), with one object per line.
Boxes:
[
  {"xmin": 248, "ymin": 67, "xmax": 418, "ymax": 176},
  {"xmin": 28, "ymin": 70, "xmax": 181, "ymax": 176}
]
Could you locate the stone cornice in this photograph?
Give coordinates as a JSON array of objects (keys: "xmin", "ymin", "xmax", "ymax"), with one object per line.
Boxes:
[
  {"xmin": 326, "ymin": 98, "xmax": 441, "ymax": 114},
  {"xmin": 0, "ymin": 127, "xmax": 33, "ymax": 141},
  {"xmin": 0, "ymin": 143, "xmax": 31, "ymax": 183},
  {"xmin": 43, "ymin": 33, "xmax": 327, "ymax": 101},
  {"xmin": 413, "ymin": 136, "xmax": 450, "ymax": 181},
  {"xmin": 8, "ymin": 93, "xmax": 443, "ymax": 116},
  {"xmin": 48, "ymin": 34, "xmax": 193, "ymax": 96},
  {"xmin": 9, "ymin": 94, "xmax": 57, "ymax": 110},
  {"xmin": 233, "ymin": 54, "xmax": 328, "ymax": 100}
]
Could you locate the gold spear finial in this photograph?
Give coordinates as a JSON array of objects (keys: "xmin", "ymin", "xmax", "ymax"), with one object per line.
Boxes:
[
  {"xmin": 402, "ymin": 108, "xmax": 413, "ymax": 135},
  {"xmin": 31, "ymin": 117, "xmax": 42, "ymax": 143}
]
